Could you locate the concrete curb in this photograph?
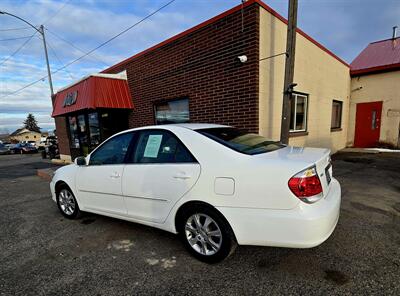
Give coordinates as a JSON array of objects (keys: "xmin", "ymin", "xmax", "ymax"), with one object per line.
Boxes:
[
  {"xmin": 37, "ymin": 168, "xmax": 55, "ymax": 182},
  {"xmin": 51, "ymin": 158, "xmax": 72, "ymax": 165}
]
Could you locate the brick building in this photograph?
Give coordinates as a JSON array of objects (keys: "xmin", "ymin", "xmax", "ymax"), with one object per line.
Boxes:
[{"xmin": 52, "ymin": 0, "xmax": 399, "ymax": 162}]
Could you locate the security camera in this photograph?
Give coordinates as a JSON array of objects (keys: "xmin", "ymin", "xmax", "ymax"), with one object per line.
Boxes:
[{"xmin": 237, "ymin": 55, "xmax": 248, "ymax": 63}]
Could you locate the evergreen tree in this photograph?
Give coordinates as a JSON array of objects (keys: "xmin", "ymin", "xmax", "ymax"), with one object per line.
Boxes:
[{"xmin": 23, "ymin": 113, "xmax": 41, "ymax": 132}]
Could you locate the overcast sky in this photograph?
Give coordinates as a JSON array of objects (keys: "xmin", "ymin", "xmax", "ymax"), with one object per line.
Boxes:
[{"xmin": 0, "ymin": 0, "xmax": 399, "ymax": 133}]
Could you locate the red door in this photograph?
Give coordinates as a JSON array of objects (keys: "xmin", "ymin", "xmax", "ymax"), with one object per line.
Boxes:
[{"xmin": 354, "ymin": 101, "xmax": 383, "ymax": 148}]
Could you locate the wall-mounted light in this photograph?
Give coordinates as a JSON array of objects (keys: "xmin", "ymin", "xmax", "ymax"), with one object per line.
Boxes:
[{"xmin": 237, "ymin": 55, "xmax": 248, "ymax": 63}]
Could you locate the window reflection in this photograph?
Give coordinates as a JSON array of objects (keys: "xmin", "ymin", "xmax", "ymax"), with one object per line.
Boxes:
[{"xmin": 155, "ymin": 98, "xmax": 189, "ymax": 124}]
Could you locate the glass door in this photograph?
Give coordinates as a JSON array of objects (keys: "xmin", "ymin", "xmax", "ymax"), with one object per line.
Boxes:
[{"xmin": 88, "ymin": 112, "xmax": 100, "ymax": 151}]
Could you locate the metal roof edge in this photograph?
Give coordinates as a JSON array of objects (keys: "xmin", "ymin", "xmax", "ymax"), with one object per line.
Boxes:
[{"xmin": 55, "ymin": 71, "xmax": 128, "ymax": 94}]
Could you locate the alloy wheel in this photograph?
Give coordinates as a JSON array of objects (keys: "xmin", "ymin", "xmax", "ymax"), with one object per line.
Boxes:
[
  {"xmin": 185, "ymin": 213, "xmax": 222, "ymax": 256},
  {"xmin": 58, "ymin": 189, "xmax": 76, "ymax": 216}
]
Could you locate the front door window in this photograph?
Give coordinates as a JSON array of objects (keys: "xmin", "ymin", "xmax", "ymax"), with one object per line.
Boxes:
[
  {"xmin": 89, "ymin": 132, "xmax": 134, "ymax": 165},
  {"xmin": 371, "ymin": 110, "xmax": 377, "ymax": 130}
]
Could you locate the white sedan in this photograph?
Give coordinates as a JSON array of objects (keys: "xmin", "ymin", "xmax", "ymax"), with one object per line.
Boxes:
[{"xmin": 50, "ymin": 124, "xmax": 341, "ymax": 262}]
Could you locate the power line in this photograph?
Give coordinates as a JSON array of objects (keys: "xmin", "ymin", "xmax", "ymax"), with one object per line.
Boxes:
[
  {"xmin": 45, "ymin": 28, "xmax": 109, "ymax": 66},
  {"xmin": 43, "ymin": 0, "xmax": 71, "ymax": 25},
  {"xmin": 0, "ymin": 77, "xmax": 47, "ymax": 99},
  {"xmin": 259, "ymin": 52, "xmax": 288, "ymax": 61},
  {"xmin": 0, "ymin": 35, "xmax": 35, "ymax": 42},
  {"xmin": 44, "ymin": 38, "xmax": 75, "ymax": 80},
  {"xmin": 0, "ymin": 26, "xmax": 31, "ymax": 32},
  {"xmin": 0, "ymin": 32, "xmax": 37, "ymax": 66},
  {"xmin": 51, "ymin": 0, "xmax": 176, "ymax": 71},
  {"xmin": 0, "ymin": 0, "xmax": 176, "ymax": 99}
]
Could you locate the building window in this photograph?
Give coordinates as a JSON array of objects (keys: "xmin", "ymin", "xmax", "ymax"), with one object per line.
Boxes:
[
  {"xmin": 290, "ymin": 93, "xmax": 308, "ymax": 132},
  {"xmin": 331, "ymin": 100, "xmax": 343, "ymax": 130},
  {"xmin": 154, "ymin": 98, "xmax": 189, "ymax": 125}
]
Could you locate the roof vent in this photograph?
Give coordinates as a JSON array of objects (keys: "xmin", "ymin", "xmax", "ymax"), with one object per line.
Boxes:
[{"xmin": 393, "ymin": 26, "xmax": 398, "ymax": 39}]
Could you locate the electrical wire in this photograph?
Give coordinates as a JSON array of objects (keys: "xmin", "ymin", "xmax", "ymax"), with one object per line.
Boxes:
[
  {"xmin": 43, "ymin": 0, "xmax": 71, "ymax": 25},
  {"xmin": 45, "ymin": 28, "xmax": 109, "ymax": 66},
  {"xmin": 44, "ymin": 38, "xmax": 75, "ymax": 80},
  {"xmin": 0, "ymin": 35, "xmax": 35, "ymax": 42},
  {"xmin": 259, "ymin": 52, "xmax": 288, "ymax": 61},
  {"xmin": 0, "ymin": 26, "xmax": 31, "ymax": 32},
  {"xmin": 0, "ymin": 0, "xmax": 176, "ymax": 99},
  {"xmin": 0, "ymin": 31, "xmax": 37, "ymax": 66}
]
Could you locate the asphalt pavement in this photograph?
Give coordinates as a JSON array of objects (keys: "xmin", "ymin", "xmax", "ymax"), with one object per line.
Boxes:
[{"xmin": 0, "ymin": 152, "xmax": 399, "ymax": 295}]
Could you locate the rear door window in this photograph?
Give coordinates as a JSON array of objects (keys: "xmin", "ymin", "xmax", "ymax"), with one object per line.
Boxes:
[{"xmin": 129, "ymin": 130, "xmax": 196, "ymax": 164}]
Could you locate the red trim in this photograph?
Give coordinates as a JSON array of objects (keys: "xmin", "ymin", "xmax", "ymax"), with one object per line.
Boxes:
[
  {"xmin": 103, "ymin": 0, "xmax": 348, "ymax": 73},
  {"xmin": 350, "ymin": 62, "xmax": 400, "ymax": 76}
]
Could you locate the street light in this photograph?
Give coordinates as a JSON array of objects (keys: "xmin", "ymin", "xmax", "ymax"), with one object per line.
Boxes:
[{"xmin": 0, "ymin": 11, "xmax": 54, "ymax": 96}]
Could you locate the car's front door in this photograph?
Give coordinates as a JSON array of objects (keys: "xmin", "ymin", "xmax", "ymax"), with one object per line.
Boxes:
[
  {"xmin": 122, "ymin": 129, "xmax": 201, "ymax": 223},
  {"xmin": 76, "ymin": 132, "xmax": 134, "ymax": 215}
]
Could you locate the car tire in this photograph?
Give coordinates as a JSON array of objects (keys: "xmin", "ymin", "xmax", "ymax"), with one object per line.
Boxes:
[
  {"xmin": 177, "ymin": 204, "xmax": 237, "ymax": 263},
  {"xmin": 56, "ymin": 185, "xmax": 81, "ymax": 219}
]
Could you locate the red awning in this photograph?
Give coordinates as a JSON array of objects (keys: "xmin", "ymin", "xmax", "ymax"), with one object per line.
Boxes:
[{"xmin": 52, "ymin": 75, "xmax": 134, "ymax": 117}]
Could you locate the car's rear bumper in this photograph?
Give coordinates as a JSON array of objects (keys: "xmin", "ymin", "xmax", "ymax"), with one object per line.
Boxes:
[{"xmin": 216, "ymin": 178, "xmax": 341, "ymax": 248}]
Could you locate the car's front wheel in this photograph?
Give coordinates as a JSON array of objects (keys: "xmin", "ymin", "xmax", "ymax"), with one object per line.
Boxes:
[
  {"xmin": 178, "ymin": 204, "xmax": 237, "ymax": 263},
  {"xmin": 56, "ymin": 185, "xmax": 81, "ymax": 219}
]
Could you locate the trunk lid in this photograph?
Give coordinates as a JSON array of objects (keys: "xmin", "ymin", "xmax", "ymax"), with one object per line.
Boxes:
[{"xmin": 254, "ymin": 146, "xmax": 333, "ymax": 197}]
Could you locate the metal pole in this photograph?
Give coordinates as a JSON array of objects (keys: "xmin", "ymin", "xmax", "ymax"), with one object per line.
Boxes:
[
  {"xmin": 39, "ymin": 25, "xmax": 54, "ymax": 97},
  {"xmin": 280, "ymin": 0, "xmax": 298, "ymax": 144}
]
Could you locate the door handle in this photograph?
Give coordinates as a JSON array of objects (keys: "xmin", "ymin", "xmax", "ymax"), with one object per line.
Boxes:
[
  {"xmin": 173, "ymin": 173, "xmax": 191, "ymax": 180},
  {"xmin": 110, "ymin": 172, "xmax": 120, "ymax": 178}
]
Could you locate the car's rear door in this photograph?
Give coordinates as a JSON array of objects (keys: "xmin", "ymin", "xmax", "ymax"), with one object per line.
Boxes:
[
  {"xmin": 76, "ymin": 132, "xmax": 135, "ymax": 215},
  {"xmin": 122, "ymin": 129, "xmax": 200, "ymax": 223}
]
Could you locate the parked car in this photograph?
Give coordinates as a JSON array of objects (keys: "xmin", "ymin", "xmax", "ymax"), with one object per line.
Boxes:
[
  {"xmin": 0, "ymin": 143, "xmax": 10, "ymax": 155},
  {"xmin": 10, "ymin": 143, "xmax": 38, "ymax": 154},
  {"xmin": 38, "ymin": 141, "xmax": 46, "ymax": 151},
  {"xmin": 2, "ymin": 142, "xmax": 12, "ymax": 149},
  {"xmin": 50, "ymin": 124, "xmax": 341, "ymax": 263}
]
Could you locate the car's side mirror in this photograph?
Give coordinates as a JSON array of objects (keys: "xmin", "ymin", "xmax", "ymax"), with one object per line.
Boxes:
[{"xmin": 75, "ymin": 156, "xmax": 86, "ymax": 166}]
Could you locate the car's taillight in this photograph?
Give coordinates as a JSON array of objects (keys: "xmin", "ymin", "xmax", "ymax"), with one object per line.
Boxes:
[{"xmin": 288, "ymin": 166, "xmax": 323, "ymax": 204}]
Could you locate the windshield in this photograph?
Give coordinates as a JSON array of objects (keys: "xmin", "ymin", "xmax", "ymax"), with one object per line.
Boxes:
[{"xmin": 197, "ymin": 127, "xmax": 285, "ymax": 155}]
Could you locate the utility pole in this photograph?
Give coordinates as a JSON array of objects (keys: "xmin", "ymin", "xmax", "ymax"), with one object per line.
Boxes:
[
  {"xmin": 39, "ymin": 25, "xmax": 54, "ymax": 96},
  {"xmin": 0, "ymin": 11, "xmax": 54, "ymax": 97},
  {"xmin": 280, "ymin": 0, "xmax": 298, "ymax": 144}
]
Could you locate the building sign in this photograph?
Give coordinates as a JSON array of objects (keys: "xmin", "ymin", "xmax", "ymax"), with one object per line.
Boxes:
[{"xmin": 63, "ymin": 91, "xmax": 78, "ymax": 107}]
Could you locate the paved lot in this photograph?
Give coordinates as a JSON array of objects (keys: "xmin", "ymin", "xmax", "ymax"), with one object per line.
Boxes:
[{"xmin": 0, "ymin": 153, "xmax": 399, "ymax": 295}]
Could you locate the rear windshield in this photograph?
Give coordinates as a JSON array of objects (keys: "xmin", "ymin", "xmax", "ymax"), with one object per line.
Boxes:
[{"xmin": 197, "ymin": 128, "xmax": 285, "ymax": 155}]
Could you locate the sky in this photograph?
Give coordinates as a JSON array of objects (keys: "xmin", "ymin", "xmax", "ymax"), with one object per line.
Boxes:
[{"xmin": 0, "ymin": 0, "xmax": 399, "ymax": 134}]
